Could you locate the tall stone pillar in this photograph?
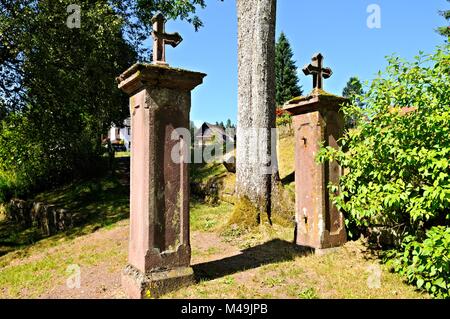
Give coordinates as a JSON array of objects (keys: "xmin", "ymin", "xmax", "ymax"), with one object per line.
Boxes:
[
  {"xmin": 284, "ymin": 89, "xmax": 348, "ymax": 252},
  {"xmin": 117, "ymin": 63, "xmax": 205, "ymax": 298}
]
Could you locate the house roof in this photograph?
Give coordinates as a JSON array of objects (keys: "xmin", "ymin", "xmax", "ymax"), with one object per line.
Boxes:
[{"xmin": 194, "ymin": 122, "xmax": 235, "ymax": 141}]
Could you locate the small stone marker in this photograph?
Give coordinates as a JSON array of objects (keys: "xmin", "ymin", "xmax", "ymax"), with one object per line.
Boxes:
[
  {"xmin": 284, "ymin": 53, "xmax": 347, "ymax": 253},
  {"xmin": 151, "ymin": 12, "xmax": 183, "ymax": 66},
  {"xmin": 117, "ymin": 14, "xmax": 205, "ymax": 298}
]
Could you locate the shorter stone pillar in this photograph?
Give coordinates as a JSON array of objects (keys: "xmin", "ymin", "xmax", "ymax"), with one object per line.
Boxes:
[
  {"xmin": 284, "ymin": 89, "xmax": 348, "ymax": 252},
  {"xmin": 117, "ymin": 63, "xmax": 205, "ymax": 298}
]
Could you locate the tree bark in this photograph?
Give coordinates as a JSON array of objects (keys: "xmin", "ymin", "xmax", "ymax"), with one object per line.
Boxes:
[{"xmin": 236, "ymin": 0, "xmax": 278, "ymax": 219}]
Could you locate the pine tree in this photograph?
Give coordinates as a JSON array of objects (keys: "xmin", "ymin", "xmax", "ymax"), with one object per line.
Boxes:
[
  {"xmin": 437, "ymin": 0, "xmax": 450, "ymax": 39},
  {"xmin": 342, "ymin": 77, "xmax": 364, "ymax": 128},
  {"xmin": 275, "ymin": 32, "xmax": 302, "ymax": 106},
  {"xmin": 342, "ymin": 77, "xmax": 364, "ymax": 100}
]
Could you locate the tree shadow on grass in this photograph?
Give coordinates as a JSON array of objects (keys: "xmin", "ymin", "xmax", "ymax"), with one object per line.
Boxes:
[{"xmin": 193, "ymin": 239, "xmax": 312, "ymax": 282}]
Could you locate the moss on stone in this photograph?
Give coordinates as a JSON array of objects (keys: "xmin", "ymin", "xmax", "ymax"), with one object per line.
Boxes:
[
  {"xmin": 288, "ymin": 95, "xmax": 307, "ymax": 103},
  {"xmin": 270, "ymin": 181, "xmax": 295, "ymax": 227},
  {"xmin": 311, "ymin": 88, "xmax": 340, "ymax": 97},
  {"xmin": 286, "ymin": 88, "xmax": 345, "ymax": 105},
  {"xmin": 228, "ymin": 196, "xmax": 263, "ymax": 229}
]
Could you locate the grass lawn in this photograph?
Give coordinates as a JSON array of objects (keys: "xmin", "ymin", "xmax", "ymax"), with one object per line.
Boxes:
[
  {"xmin": 168, "ymin": 202, "xmax": 428, "ymax": 299},
  {"xmin": 0, "ymin": 196, "xmax": 428, "ymax": 298}
]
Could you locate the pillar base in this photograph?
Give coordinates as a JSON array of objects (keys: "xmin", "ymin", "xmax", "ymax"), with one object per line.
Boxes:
[
  {"xmin": 121, "ymin": 264, "xmax": 194, "ymax": 299},
  {"xmin": 314, "ymin": 247, "xmax": 341, "ymax": 256}
]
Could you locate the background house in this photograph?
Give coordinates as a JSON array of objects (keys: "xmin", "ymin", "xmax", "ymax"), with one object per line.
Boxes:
[
  {"xmin": 108, "ymin": 118, "xmax": 131, "ymax": 151},
  {"xmin": 194, "ymin": 122, "xmax": 235, "ymax": 147}
]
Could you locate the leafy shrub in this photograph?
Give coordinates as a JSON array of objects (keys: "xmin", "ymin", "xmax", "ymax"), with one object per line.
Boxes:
[
  {"xmin": 384, "ymin": 226, "xmax": 450, "ymax": 299},
  {"xmin": 318, "ymin": 44, "xmax": 450, "ymax": 298},
  {"xmin": 0, "ymin": 173, "xmax": 12, "ymax": 203},
  {"xmin": 319, "ymin": 45, "xmax": 450, "ymax": 234},
  {"xmin": 0, "ymin": 113, "xmax": 110, "ymax": 203},
  {"xmin": 276, "ymin": 108, "xmax": 292, "ymax": 127}
]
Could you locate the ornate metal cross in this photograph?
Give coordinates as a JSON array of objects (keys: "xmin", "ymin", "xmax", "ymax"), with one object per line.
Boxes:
[
  {"xmin": 151, "ymin": 13, "xmax": 183, "ymax": 66},
  {"xmin": 303, "ymin": 53, "xmax": 333, "ymax": 90}
]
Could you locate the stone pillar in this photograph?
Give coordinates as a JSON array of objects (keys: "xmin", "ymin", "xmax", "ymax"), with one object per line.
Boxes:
[
  {"xmin": 117, "ymin": 64, "xmax": 206, "ymax": 298},
  {"xmin": 284, "ymin": 89, "xmax": 348, "ymax": 253}
]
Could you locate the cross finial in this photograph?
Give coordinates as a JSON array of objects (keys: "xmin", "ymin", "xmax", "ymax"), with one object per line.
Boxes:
[
  {"xmin": 303, "ymin": 53, "xmax": 333, "ymax": 90},
  {"xmin": 151, "ymin": 12, "xmax": 183, "ymax": 66}
]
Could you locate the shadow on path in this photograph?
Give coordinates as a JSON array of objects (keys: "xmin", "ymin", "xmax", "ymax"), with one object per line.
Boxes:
[
  {"xmin": 280, "ymin": 172, "xmax": 295, "ymax": 185},
  {"xmin": 193, "ymin": 239, "xmax": 312, "ymax": 282}
]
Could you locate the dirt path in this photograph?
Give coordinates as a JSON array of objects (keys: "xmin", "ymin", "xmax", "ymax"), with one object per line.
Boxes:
[{"xmin": 37, "ymin": 223, "xmax": 240, "ymax": 299}]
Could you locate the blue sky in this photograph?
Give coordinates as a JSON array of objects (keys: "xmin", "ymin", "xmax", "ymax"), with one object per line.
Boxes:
[{"xmin": 163, "ymin": 0, "xmax": 448, "ymax": 127}]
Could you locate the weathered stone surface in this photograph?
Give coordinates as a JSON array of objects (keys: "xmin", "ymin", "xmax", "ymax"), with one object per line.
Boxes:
[
  {"xmin": 284, "ymin": 87, "xmax": 348, "ymax": 250},
  {"xmin": 6, "ymin": 199, "xmax": 77, "ymax": 236},
  {"xmin": 7, "ymin": 199, "xmax": 32, "ymax": 226},
  {"xmin": 122, "ymin": 264, "xmax": 194, "ymax": 299},
  {"xmin": 302, "ymin": 53, "xmax": 332, "ymax": 91},
  {"xmin": 118, "ymin": 62, "xmax": 205, "ymax": 298},
  {"xmin": 151, "ymin": 13, "xmax": 183, "ymax": 66}
]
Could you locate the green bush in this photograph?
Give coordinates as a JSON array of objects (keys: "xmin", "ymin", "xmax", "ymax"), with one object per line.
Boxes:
[
  {"xmin": 0, "ymin": 173, "xmax": 12, "ymax": 203},
  {"xmin": 318, "ymin": 44, "xmax": 450, "ymax": 298},
  {"xmin": 276, "ymin": 108, "xmax": 293, "ymax": 127},
  {"xmin": 0, "ymin": 113, "xmax": 109, "ymax": 203},
  {"xmin": 384, "ymin": 226, "xmax": 450, "ymax": 299},
  {"xmin": 319, "ymin": 45, "xmax": 450, "ymax": 233}
]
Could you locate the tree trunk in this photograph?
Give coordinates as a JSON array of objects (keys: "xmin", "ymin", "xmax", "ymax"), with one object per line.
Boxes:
[{"xmin": 236, "ymin": 0, "xmax": 278, "ymax": 221}]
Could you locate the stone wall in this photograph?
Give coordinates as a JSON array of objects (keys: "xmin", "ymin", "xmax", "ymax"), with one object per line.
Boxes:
[
  {"xmin": 190, "ymin": 173, "xmax": 236, "ymax": 205},
  {"xmin": 6, "ymin": 199, "xmax": 80, "ymax": 236}
]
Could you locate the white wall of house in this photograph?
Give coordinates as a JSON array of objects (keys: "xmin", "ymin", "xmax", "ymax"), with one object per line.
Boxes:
[{"xmin": 108, "ymin": 126, "xmax": 131, "ymax": 151}]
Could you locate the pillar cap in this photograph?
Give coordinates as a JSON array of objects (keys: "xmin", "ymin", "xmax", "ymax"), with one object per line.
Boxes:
[
  {"xmin": 117, "ymin": 63, "xmax": 206, "ymax": 96},
  {"xmin": 283, "ymin": 88, "xmax": 348, "ymax": 116}
]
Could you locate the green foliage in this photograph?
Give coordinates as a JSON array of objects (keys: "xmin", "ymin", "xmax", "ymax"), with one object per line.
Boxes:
[
  {"xmin": 384, "ymin": 226, "xmax": 450, "ymax": 299},
  {"xmin": 318, "ymin": 45, "xmax": 450, "ymax": 298},
  {"xmin": 0, "ymin": 0, "xmax": 212, "ymax": 201},
  {"xmin": 275, "ymin": 108, "xmax": 292, "ymax": 127},
  {"xmin": 437, "ymin": 0, "xmax": 449, "ymax": 39},
  {"xmin": 342, "ymin": 77, "xmax": 365, "ymax": 128},
  {"xmin": 0, "ymin": 1, "xmax": 133, "ymax": 200},
  {"xmin": 319, "ymin": 45, "xmax": 450, "ymax": 232},
  {"xmin": 298, "ymin": 287, "xmax": 319, "ymax": 299},
  {"xmin": 275, "ymin": 32, "xmax": 302, "ymax": 106},
  {"xmin": 342, "ymin": 76, "xmax": 364, "ymax": 101},
  {"xmin": 225, "ymin": 118, "xmax": 236, "ymax": 129}
]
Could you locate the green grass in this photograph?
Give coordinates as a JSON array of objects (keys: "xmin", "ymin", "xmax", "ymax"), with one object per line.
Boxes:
[
  {"xmin": 191, "ymin": 162, "xmax": 227, "ymax": 183},
  {"xmin": 0, "ymin": 198, "xmax": 430, "ymax": 299},
  {"xmin": 190, "ymin": 201, "xmax": 233, "ymax": 232},
  {"xmin": 0, "ymin": 227, "xmax": 127, "ymax": 298},
  {"xmin": 167, "ymin": 202, "xmax": 429, "ymax": 299},
  {"xmin": 115, "ymin": 151, "xmax": 130, "ymax": 158},
  {"xmin": 0, "ymin": 255, "xmax": 62, "ymax": 297}
]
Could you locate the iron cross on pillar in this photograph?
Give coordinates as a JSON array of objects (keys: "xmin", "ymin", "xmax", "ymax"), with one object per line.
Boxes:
[
  {"xmin": 303, "ymin": 53, "xmax": 333, "ymax": 90},
  {"xmin": 151, "ymin": 13, "xmax": 183, "ymax": 66}
]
